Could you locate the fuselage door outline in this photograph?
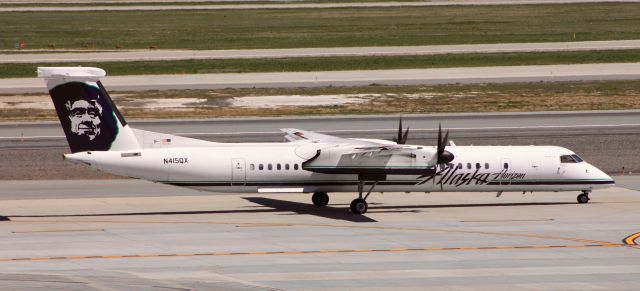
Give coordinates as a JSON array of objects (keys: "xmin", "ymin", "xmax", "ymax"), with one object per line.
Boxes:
[{"xmin": 231, "ymin": 158, "xmax": 246, "ymax": 186}]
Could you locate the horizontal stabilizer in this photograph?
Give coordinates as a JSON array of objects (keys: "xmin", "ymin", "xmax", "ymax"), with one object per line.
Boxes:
[{"xmin": 38, "ymin": 67, "xmax": 106, "ymax": 81}]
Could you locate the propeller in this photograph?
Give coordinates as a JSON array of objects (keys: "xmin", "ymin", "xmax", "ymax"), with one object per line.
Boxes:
[
  {"xmin": 436, "ymin": 123, "xmax": 454, "ymax": 168},
  {"xmin": 434, "ymin": 123, "xmax": 455, "ymax": 190},
  {"xmin": 392, "ymin": 117, "xmax": 410, "ymax": 144}
]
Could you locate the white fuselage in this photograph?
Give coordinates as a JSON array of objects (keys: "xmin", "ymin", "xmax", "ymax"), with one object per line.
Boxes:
[{"xmin": 65, "ymin": 142, "xmax": 614, "ymax": 194}]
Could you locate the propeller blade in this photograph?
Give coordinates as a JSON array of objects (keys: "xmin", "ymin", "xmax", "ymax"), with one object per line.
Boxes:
[
  {"xmin": 442, "ymin": 130, "xmax": 449, "ymax": 151},
  {"xmin": 401, "ymin": 127, "xmax": 409, "ymax": 144},
  {"xmin": 437, "ymin": 123, "xmax": 442, "ymax": 154},
  {"xmin": 397, "ymin": 117, "xmax": 404, "ymax": 144}
]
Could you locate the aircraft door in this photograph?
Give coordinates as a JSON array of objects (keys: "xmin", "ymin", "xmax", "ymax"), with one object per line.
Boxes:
[
  {"xmin": 231, "ymin": 158, "xmax": 246, "ymax": 185},
  {"xmin": 500, "ymin": 158, "xmax": 512, "ymax": 186},
  {"xmin": 557, "ymin": 163, "xmax": 566, "ymax": 176}
]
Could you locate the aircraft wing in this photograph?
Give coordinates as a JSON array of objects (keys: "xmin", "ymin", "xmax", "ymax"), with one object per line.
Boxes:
[
  {"xmin": 281, "ymin": 128, "xmax": 372, "ymax": 144},
  {"xmin": 281, "ymin": 128, "xmax": 417, "ymax": 153},
  {"xmin": 282, "ymin": 128, "xmax": 436, "ymax": 176}
]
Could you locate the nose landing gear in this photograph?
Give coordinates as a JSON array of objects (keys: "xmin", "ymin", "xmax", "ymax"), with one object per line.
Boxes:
[{"xmin": 577, "ymin": 190, "xmax": 590, "ymax": 204}]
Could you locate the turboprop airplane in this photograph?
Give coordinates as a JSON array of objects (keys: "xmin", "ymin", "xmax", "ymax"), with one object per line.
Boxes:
[{"xmin": 38, "ymin": 67, "xmax": 615, "ymax": 214}]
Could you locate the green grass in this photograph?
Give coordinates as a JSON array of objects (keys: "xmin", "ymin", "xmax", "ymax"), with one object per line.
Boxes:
[
  {"xmin": 3, "ymin": 49, "xmax": 640, "ymax": 78},
  {"xmin": 0, "ymin": 0, "xmax": 423, "ymax": 7},
  {"xmin": 1, "ymin": 3, "xmax": 639, "ymax": 50}
]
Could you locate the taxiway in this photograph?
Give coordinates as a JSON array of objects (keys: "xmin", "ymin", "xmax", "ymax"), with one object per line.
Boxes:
[
  {"xmin": 3, "ymin": 40, "xmax": 640, "ymax": 63},
  {"xmin": 3, "ymin": 62, "xmax": 640, "ymax": 94},
  {"xmin": 0, "ymin": 178, "xmax": 637, "ymax": 289}
]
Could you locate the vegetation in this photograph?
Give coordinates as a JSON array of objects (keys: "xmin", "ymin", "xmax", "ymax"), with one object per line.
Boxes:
[
  {"xmin": 1, "ymin": 3, "xmax": 639, "ymax": 50},
  {"xmin": 3, "ymin": 49, "xmax": 640, "ymax": 78},
  {"xmin": 3, "ymin": 80, "xmax": 640, "ymax": 121},
  {"xmin": 0, "ymin": 0, "xmax": 425, "ymax": 7}
]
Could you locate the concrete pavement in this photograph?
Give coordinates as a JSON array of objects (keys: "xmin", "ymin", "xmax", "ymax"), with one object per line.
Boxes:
[
  {"xmin": 0, "ymin": 179, "xmax": 637, "ymax": 289},
  {"xmin": 4, "ymin": 40, "xmax": 640, "ymax": 63},
  {"xmin": 3, "ymin": 62, "xmax": 640, "ymax": 93}
]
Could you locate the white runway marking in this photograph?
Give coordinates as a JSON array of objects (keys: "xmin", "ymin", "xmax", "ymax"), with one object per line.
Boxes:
[{"xmin": 1, "ymin": 123, "xmax": 638, "ymax": 139}]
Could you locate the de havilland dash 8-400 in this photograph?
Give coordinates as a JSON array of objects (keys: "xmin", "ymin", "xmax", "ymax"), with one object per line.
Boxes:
[{"xmin": 38, "ymin": 67, "xmax": 615, "ymax": 214}]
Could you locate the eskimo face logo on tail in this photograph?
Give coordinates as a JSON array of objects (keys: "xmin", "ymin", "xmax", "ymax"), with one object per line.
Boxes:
[
  {"xmin": 49, "ymin": 82, "xmax": 118, "ymax": 152},
  {"xmin": 66, "ymin": 99, "xmax": 102, "ymax": 140}
]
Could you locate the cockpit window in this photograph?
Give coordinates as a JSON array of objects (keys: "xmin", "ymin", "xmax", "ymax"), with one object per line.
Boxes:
[
  {"xmin": 560, "ymin": 154, "xmax": 584, "ymax": 163},
  {"xmin": 571, "ymin": 154, "xmax": 584, "ymax": 162}
]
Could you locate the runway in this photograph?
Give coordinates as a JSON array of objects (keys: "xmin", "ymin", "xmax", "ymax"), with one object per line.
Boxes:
[
  {"xmin": 0, "ymin": 178, "xmax": 637, "ymax": 289},
  {"xmin": 4, "ymin": 40, "xmax": 640, "ymax": 63},
  {"xmin": 1, "ymin": 110, "xmax": 639, "ymax": 179},
  {"xmin": 1, "ymin": 0, "xmax": 638, "ymax": 11},
  {"xmin": 1, "ymin": 110, "xmax": 638, "ymax": 140},
  {"xmin": 3, "ymin": 62, "xmax": 640, "ymax": 94}
]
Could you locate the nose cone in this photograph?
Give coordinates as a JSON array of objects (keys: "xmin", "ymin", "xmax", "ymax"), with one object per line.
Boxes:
[{"xmin": 588, "ymin": 164, "xmax": 615, "ymax": 187}]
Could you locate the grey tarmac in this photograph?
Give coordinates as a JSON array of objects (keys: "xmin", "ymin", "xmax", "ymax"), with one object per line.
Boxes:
[
  {"xmin": 0, "ymin": 178, "xmax": 637, "ymax": 289},
  {"xmin": 3, "ymin": 62, "xmax": 640, "ymax": 94},
  {"xmin": 1, "ymin": 110, "xmax": 639, "ymax": 179},
  {"xmin": 4, "ymin": 40, "xmax": 640, "ymax": 63}
]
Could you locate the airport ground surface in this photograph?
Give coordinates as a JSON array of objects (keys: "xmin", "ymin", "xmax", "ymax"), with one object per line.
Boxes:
[
  {"xmin": 4, "ymin": 63, "xmax": 640, "ymax": 94},
  {"xmin": 4, "ymin": 40, "xmax": 640, "ymax": 63},
  {"xmin": 0, "ymin": 110, "xmax": 638, "ymax": 179},
  {"xmin": 0, "ymin": 177, "xmax": 637, "ymax": 290}
]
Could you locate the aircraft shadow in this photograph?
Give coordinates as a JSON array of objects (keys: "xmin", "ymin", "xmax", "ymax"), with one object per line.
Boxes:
[
  {"xmin": 367, "ymin": 201, "xmax": 578, "ymax": 210},
  {"xmin": 243, "ymin": 197, "xmax": 377, "ymax": 222},
  {"xmin": 7, "ymin": 197, "xmax": 377, "ymax": 222},
  {"xmin": 6, "ymin": 200, "xmax": 580, "ymax": 222}
]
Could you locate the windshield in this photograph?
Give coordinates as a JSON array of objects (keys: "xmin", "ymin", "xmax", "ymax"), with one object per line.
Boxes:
[{"xmin": 560, "ymin": 154, "xmax": 584, "ymax": 163}]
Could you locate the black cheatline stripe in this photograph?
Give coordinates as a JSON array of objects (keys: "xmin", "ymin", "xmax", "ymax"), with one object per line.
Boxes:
[
  {"xmin": 304, "ymin": 167, "xmax": 436, "ymax": 175},
  {"xmin": 486, "ymin": 180, "xmax": 615, "ymax": 186},
  {"xmin": 166, "ymin": 181, "xmax": 417, "ymax": 187}
]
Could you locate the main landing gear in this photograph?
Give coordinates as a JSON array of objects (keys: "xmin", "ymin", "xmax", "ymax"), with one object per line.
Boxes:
[
  {"xmin": 350, "ymin": 180, "xmax": 379, "ymax": 214},
  {"xmin": 577, "ymin": 190, "xmax": 591, "ymax": 204},
  {"xmin": 311, "ymin": 192, "xmax": 329, "ymax": 207}
]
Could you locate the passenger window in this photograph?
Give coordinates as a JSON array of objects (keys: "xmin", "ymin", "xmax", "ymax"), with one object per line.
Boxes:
[
  {"xmin": 259, "ymin": 164, "xmax": 264, "ymax": 170},
  {"xmin": 250, "ymin": 164, "xmax": 255, "ymax": 171},
  {"xmin": 467, "ymin": 163, "xmax": 472, "ymax": 169},
  {"xmin": 457, "ymin": 163, "xmax": 463, "ymax": 169},
  {"xmin": 285, "ymin": 164, "xmax": 290, "ymax": 170},
  {"xmin": 475, "ymin": 163, "xmax": 481, "ymax": 169},
  {"xmin": 484, "ymin": 163, "xmax": 489, "ymax": 169},
  {"xmin": 503, "ymin": 162, "xmax": 509, "ymax": 169},
  {"xmin": 277, "ymin": 163, "xmax": 281, "ymax": 170},
  {"xmin": 294, "ymin": 164, "xmax": 299, "ymax": 170},
  {"xmin": 268, "ymin": 163, "xmax": 273, "ymax": 170}
]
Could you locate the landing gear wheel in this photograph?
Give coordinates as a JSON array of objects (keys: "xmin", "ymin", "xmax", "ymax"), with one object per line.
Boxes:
[
  {"xmin": 350, "ymin": 198, "xmax": 368, "ymax": 214},
  {"xmin": 577, "ymin": 193, "xmax": 590, "ymax": 204},
  {"xmin": 311, "ymin": 192, "xmax": 329, "ymax": 207}
]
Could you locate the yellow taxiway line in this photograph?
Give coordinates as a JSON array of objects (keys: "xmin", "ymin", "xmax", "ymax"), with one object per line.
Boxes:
[
  {"xmin": 623, "ymin": 232, "xmax": 640, "ymax": 247},
  {"xmin": 0, "ymin": 243, "xmax": 624, "ymax": 263}
]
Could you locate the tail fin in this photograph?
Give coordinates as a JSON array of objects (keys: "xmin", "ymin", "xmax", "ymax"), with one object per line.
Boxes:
[{"xmin": 38, "ymin": 67, "xmax": 139, "ymax": 153}]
